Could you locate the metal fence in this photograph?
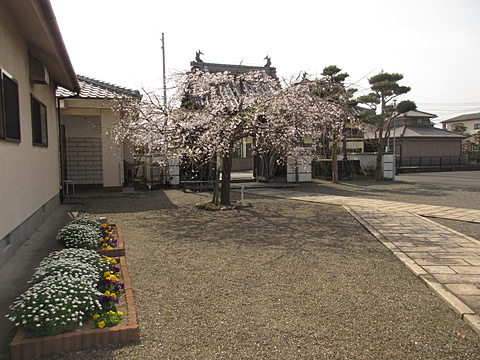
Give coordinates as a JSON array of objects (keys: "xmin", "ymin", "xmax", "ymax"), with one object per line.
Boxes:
[{"xmin": 400, "ymin": 155, "xmax": 468, "ymax": 167}]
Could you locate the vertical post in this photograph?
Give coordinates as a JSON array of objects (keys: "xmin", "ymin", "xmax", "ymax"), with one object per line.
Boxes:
[
  {"xmin": 392, "ymin": 98, "xmax": 397, "ymax": 181},
  {"xmin": 393, "ymin": 117, "xmax": 396, "ymax": 181},
  {"xmin": 161, "ymin": 33, "xmax": 167, "ymax": 106},
  {"xmin": 241, "ymin": 184, "xmax": 245, "ymax": 205}
]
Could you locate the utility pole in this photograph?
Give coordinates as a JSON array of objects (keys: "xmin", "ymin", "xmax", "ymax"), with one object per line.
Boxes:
[{"xmin": 161, "ymin": 33, "xmax": 167, "ymax": 106}]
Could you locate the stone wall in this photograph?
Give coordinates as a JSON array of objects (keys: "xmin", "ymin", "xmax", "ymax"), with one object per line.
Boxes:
[{"xmin": 66, "ymin": 137, "xmax": 103, "ymax": 185}]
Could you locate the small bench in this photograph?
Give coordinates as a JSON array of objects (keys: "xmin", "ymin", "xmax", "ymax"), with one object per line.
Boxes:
[{"xmin": 181, "ymin": 180, "xmax": 216, "ymax": 192}]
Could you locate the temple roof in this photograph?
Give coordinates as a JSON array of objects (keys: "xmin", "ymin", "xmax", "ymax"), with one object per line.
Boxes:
[{"xmin": 190, "ymin": 52, "xmax": 278, "ymax": 80}]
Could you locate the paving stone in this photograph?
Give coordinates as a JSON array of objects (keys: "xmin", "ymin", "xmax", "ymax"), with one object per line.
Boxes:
[
  {"xmin": 402, "ymin": 246, "xmax": 448, "ymax": 253},
  {"xmin": 416, "ymin": 258, "xmax": 469, "ymax": 266},
  {"xmin": 445, "ymin": 284, "xmax": 480, "ymax": 296},
  {"xmin": 450, "ymin": 266, "xmax": 480, "ymax": 275},
  {"xmin": 432, "ymin": 273, "xmax": 480, "ymax": 284},
  {"xmin": 406, "ymin": 252, "xmax": 434, "ymax": 259},
  {"xmin": 423, "ymin": 266, "xmax": 457, "ymax": 274}
]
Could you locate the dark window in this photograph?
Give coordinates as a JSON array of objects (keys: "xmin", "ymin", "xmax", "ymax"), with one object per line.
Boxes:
[
  {"xmin": 0, "ymin": 70, "xmax": 21, "ymax": 142},
  {"xmin": 474, "ymin": 123, "xmax": 480, "ymax": 130},
  {"xmin": 31, "ymin": 96, "xmax": 48, "ymax": 146}
]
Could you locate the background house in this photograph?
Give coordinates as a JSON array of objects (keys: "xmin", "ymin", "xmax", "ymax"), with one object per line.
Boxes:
[
  {"xmin": 56, "ymin": 76, "xmax": 141, "ymax": 191},
  {"xmin": 441, "ymin": 112, "xmax": 480, "ymax": 155},
  {"xmin": 388, "ymin": 110, "xmax": 466, "ymax": 169},
  {"xmin": 0, "ymin": 0, "xmax": 79, "ymax": 268},
  {"xmin": 441, "ymin": 112, "xmax": 480, "ymax": 135}
]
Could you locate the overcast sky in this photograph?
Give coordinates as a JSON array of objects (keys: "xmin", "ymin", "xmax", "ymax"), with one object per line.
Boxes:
[{"xmin": 50, "ymin": 0, "xmax": 480, "ymax": 124}]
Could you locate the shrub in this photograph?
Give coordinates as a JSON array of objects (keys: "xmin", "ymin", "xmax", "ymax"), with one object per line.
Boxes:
[
  {"xmin": 56, "ymin": 224, "xmax": 100, "ymax": 250},
  {"xmin": 70, "ymin": 217, "xmax": 102, "ymax": 229},
  {"xmin": 39, "ymin": 248, "xmax": 107, "ymax": 273},
  {"xmin": 30, "ymin": 259, "xmax": 100, "ymax": 285},
  {"xmin": 7, "ymin": 276, "xmax": 101, "ymax": 337}
]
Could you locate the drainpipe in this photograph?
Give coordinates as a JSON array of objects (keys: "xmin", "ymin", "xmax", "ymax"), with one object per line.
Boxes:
[{"xmin": 57, "ymin": 96, "xmax": 65, "ymax": 204}]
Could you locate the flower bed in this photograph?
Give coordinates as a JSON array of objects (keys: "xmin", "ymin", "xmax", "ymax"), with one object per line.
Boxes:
[
  {"xmin": 97, "ymin": 224, "xmax": 125, "ymax": 257},
  {"xmin": 55, "ymin": 217, "xmax": 125, "ymax": 257},
  {"xmin": 9, "ymin": 256, "xmax": 139, "ymax": 360}
]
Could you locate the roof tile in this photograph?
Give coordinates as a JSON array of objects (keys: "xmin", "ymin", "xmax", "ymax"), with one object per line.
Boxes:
[{"xmin": 56, "ymin": 75, "xmax": 141, "ymax": 99}]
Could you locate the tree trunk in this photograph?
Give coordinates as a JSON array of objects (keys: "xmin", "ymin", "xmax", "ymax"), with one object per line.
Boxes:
[
  {"xmin": 375, "ymin": 132, "xmax": 384, "ymax": 181},
  {"xmin": 331, "ymin": 141, "xmax": 339, "ymax": 183},
  {"xmin": 220, "ymin": 152, "xmax": 232, "ymax": 206},
  {"xmin": 212, "ymin": 157, "xmax": 221, "ymax": 206}
]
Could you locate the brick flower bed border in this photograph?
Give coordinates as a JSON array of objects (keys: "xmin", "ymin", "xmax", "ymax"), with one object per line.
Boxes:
[
  {"xmin": 97, "ymin": 223, "xmax": 126, "ymax": 257},
  {"xmin": 10, "ymin": 257, "xmax": 139, "ymax": 360}
]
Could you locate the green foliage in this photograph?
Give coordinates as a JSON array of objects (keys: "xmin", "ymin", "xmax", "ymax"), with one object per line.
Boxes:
[
  {"xmin": 453, "ymin": 124, "xmax": 468, "ymax": 134},
  {"xmin": 357, "ymin": 93, "xmax": 380, "ymax": 107},
  {"xmin": 322, "ymin": 65, "xmax": 349, "ymax": 83},
  {"xmin": 360, "ymin": 71, "xmax": 412, "ymax": 110},
  {"xmin": 92, "ymin": 310, "xmax": 123, "ymax": 329},
  {"xmin": 313, "ymin": 65, "xmax": 357, "ymax": 104},
  {"xmin": 396, "ymin": 100, "xmax": 417, "ymax": 114}
]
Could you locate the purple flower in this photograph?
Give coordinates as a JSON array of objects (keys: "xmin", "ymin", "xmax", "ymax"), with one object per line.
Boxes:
[
  {"xmin": 98, "ymin": 295, "xmax": 119, "ymax": 304},
  {"xmin": 110, "ymin": 266, "xmax": 120, "ymax": 273}
]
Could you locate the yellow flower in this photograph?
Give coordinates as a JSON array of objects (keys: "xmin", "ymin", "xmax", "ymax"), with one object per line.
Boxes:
[
  {"xmin": 108, "ymin": 310, "xmax": 116, "ymax": 315},
  {"xmin": 97, "ymin": 321, "xmax": 106, "ymax": 329},
  {"xmin": 103, "ymin": 272, "xmax": 111, "ymax": 278},
  {"xmin": 117, "ymin": 311, "xmax": 124, "ymax": 315},
  {"xmin": 104, "ymin": 291, "xmax": 116, "ymax": 299},
  {"xmin": 102, "ymin": 256, "xmax": 117, "ymax": 264},
  {"xmin": 101, "ymin": 224, "xmax": 108, "ymax": 228},
  {"xmin": 108, "ymin": 274, "xmax": 119, "ymax": 282},
  {"xmin": 92, "ymin": 314, "xmax": 100, "ymax": 319}
]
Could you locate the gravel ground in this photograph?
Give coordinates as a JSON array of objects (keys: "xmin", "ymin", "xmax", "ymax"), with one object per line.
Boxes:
[{"xmin": 43, "ymin": 187, "xmax": 480, "ymax": 359}]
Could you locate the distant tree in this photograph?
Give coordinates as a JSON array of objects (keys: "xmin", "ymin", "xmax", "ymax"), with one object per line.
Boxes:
[
  {"xmin": 319, "ymin": 65, "xmax": 357, "ymax": 182},
  {"xmin": 263, "ymin": 76, "xmax": 356, "ymax": 183},
  {"xmin": 356, "ymin": 71, "xmax": 416, "ymax": 180},
  {"xmin": 452, "ymin": 124, "xmax": 468, "ymax": 135},
  {"xmin": 113, "ymin": 70, "xmax": 280, "ymax": 207},
  {"xmin": 113, "ymin": 69, "xmax": 355, "ymax": 206}
]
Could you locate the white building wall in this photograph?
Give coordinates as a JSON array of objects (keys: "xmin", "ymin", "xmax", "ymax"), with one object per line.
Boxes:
[
  {"xmin": 0, "ymin": 9, "xmax": 61, "ymax": 260},
  {"xmin": 101, "ymin": 110, "xmax": 124, "ymax": 188}
]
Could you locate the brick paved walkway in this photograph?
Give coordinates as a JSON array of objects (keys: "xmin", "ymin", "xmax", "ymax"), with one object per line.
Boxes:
[{"xmin": 244, "ymin": 188, "xmax": 480, "ymax": 334}]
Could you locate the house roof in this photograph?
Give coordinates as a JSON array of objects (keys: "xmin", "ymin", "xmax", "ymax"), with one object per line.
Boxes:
[
  {"xmin": 2, "ymin": 0, "xmax": 79, "ymax": 92},
  {"xmin": 56, "ymin": 75, "xmax": 141, "ymax": 99},
  {"xmin": 396, "ymin": 110, "xmax": 437, "ymax": 119},
  {"xmin": 364, "ymin": 124, "xmax": 466, "ymax": 140},
  {"xmin": 440, "ymin": 112, "xmax": 480, "ymax": 124},
  {"xmin": 392, "ymin": 125, "xmax": 466, "ymax": 138}
]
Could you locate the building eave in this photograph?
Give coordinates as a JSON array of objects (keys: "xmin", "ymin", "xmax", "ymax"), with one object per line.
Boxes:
[{"xmin": 3, "ymin": 0, "xmax": 79, "ymax": 92}]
